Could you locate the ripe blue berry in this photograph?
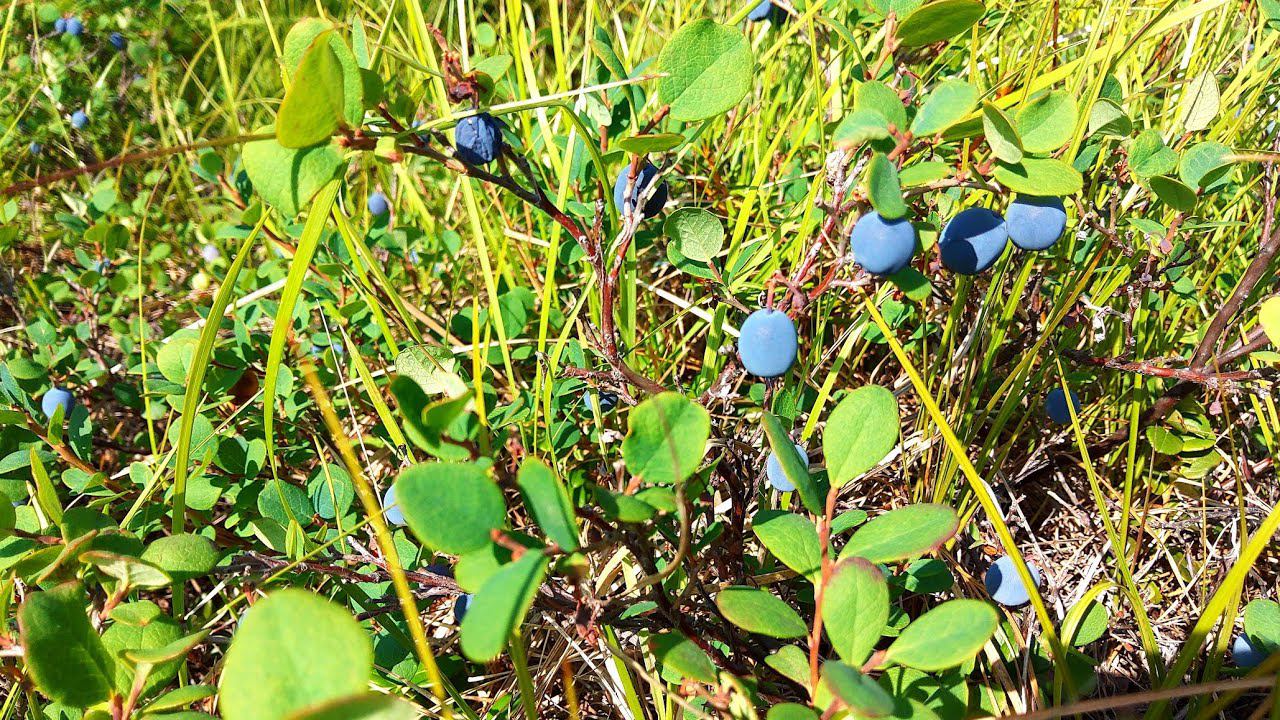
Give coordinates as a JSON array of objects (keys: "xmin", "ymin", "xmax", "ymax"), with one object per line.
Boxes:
[
  {"xmin": 748, "ymin": 0, "xmax": 775, "ymax": 21},
  {"xmin": 738, "ymin": 309, "xmax": 797, "ymax": 378},
  {"xmin": 424, "ymin": 563, "xmax": 454, "ymax": 578},
  {"xmin": 367, "ymin": 191, "xmax": 390, "ymax": 216},
  {"xmin": 1007, "ymin": 195, "xmax": 1067, "ymax": 251},
  {"xmin": 454, "ymin": 593, "xmax": 473, "ymax": 623},
  {"xmin": 65, "ymin": 17, "xmax": 83, "ymax": 37},
  {"xmin": 587, "ymin": 391, "xmax": 618, "ymax": 414},
  {"xmin": 41, "ymin": 387, "xmax": 75, "ymax": 420},
  {"xmin": 109, "ymin": 32, "xmax": 126, "ymax": 50},
  {"xmin": 1044, "ymin": 387, "xmax": 1082, "ymax": 425},
  {"xmin": 766, "ymin": 443, "xmax": 807, "ymax": 492},
  {"xmin": 28, "ymin": 142, "xmax": 42, "ymax": 155},
  {"xmin": 849, "ymin": 211, "xmax": 917, "ymax": 276},
  {"xmin": 200, "ymin": 244, "xmax": 221, "ymax": 262},
  {"xmin": 939, "ymin": 207, "xmax": 1008, "ymax": 275},
  {"xmin": 454, "ymin": 113, "xmax": 503, "ymax": 165},
  {"xmin": 613, "ymin": 162, "xmax": 668, "ymax": 219},
  {"xmin": 984, "ymin": 555, "xmax": 1042, "ymax": 607},
  {"xmin": 54, "ymin": 17, "xmax": 66, "ymax": 34},
  {"xmin": 1232, "ymin": 634, "xmax": 1267, "ymax": 668},
  {"xmin": 70, "ymin": 110, "xmax": 89, "ymax": 130},
  {"xmin": 382, "ymin": 485, "xmax": 406, "ymax": 526}
]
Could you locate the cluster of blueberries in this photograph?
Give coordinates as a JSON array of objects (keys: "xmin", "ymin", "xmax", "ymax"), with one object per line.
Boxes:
[
  {"xmin": 380, "ymin": 485, "xmax": 473, "ymax": 622},
  {"xmin": 52, "ymin": 14, "xmax": 127, "ymax": 49}
]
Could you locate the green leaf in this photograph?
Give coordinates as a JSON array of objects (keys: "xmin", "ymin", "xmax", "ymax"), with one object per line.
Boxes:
[
  {"xmin": 1178, "ymin": 141, "xmax": 1233, "ymax": 190},
  {"xmin": 81, "ymin": 551, "xmax": 171, "ymax": 589},
  {"xmin": 617, "ymin": 133, "xmax": 685, "ymax": 154},
  {"xmin": 395, "ymin": 345, "xmax": 466, "ymax": 396},
  {"xmin": 993, "ymin": 158, "xmax": 1083, "ymax": 196},
  {"xmin": 1015, "ymin": 90, "xmax": 1077, "ymax": 154},
  {"xmin": 242, "ymin": 129, "xmax": 343, "ymax": 218},
  {"xmin": 516, "ymin": 458, "xmax": 579, "ymax": 551},
  {"xmin": 856, "ymin": 81, "xmax": 907, "ymax": 130},
  {"xmin": 834, "ymin": 110, "xmax": 891, "ymax": 147},
  {"xmin": 592, "ymin": 485, "xmax": 657, "ymax": 523},
  {"xmin": 19, "ymin": 583, "xmax": 116, "ymax": 707},
  {"xmin": 1129, "ymin": 130, "xmax": 1177, "ymax": 178},
  {"xmin": 1087, "ymin": 98, "xmax": 1132, "ymax": 137},
  {"xmin": 648, "ymin": 632, "xmax": 717, "ymax": 684},
  {"xmin": 101, "ymin": 613, "xmax": 185, "ymax": 696},
  {"xmin": 884, "ymin": 599, "xmax": 998, "ymax": 671},
  {"xmin": 289, "ymin": 693, "xmax": 418, "ymax": 720},
  {"xmin": 1244, "ymin": 599, "xmax": 1280, "ymax": 651},
  {"xmin": 864, "ymin": 154, "xmax": 908, "ymax": 220},
  {"xmin": 767, "ymin": 704, "xmax": 819, "ymax": 720},
  {"xmin": 663, "ymin": 207, "xmax": 725, "ymax": 262},
  {"xmin": 1148, "ymin": 176, "xmax": 1197, "ymax": 212},
  {"xmin": 277, "ymin": 31, "xmax": 345, "ymax": 148},
  {"xmin": 282, "ymin": 18, "xmax": 364, "ymax": 127},
  {"xmin": 1066, "ymin": 598, "xmax": 1110, "ymax": 646},
  {"xmin": 658, "ymin": 20, "xmax": 754, "ymax": 122},
  {"xmin": 622, "ymin": 392, "xmax": 710, "ymax": 485},
  {"xmin": 219, "ymin": 589, "xmax": 371, "ymax": 720},
  {"xmin": 395, "ymin": 462, "xmax": 506, "ymax": 554},
  {"xmin": 822, "ymin": 661, "xmax": 896, "ymax": 717},
  {"xmin": 0, "ymin": 491, "xmax": 15, "ymax": 539},
  {"xmin": 1178, "ymin": 70, "xmax": 1219, "ymax": 132},
  {"xmin": 762, "ymin": 412, "xmax": 822, "ymax": 514},
  {"xmin": 140, "ymin": 533, "xmax": 220, "ymax": 582},
  {"xmin": 460, "ymin": 552, "xmax": 548, "ymax": 661},
  {"xmin": 823, "ymin": 386, "xmax": 899, "ymax": 486},
  {"xmin": 822, "ymin": 558, "xmax": 889, "ymax": 665},
  {"xmin": 1144, "ymin": 426, "xmax": 1183, "ymax": 455},
  {"xmin": 147, "ymin": 684, "xmax": 217, "ymax": 713},
  {"xmin": 839, "ymin": 504, "xmax": 959, "ymax": 563},
  {"xmin": 831, "ymin": 509, "xmax": 870, "ymax": 534},
  {"xmin": 765, "ymin": 645, "xmax": 812, "ymax": 688},
  {"xmin": 716, "ymin": 586, "xmax": 807, "ymax": 639},
  {"xmin": 156, "ymin": 337, "xmax": 197, "ymax": 385},
  {"xmin": 752, "ymin": 510, "xmax": 821, "ymax": 582},
  {"xmin": 896, "ymin": 0, "xmax": 985, "ymax": 47},
  {"xmin": 898, "ymin": 161, "xmax": 950, "ymax": 188},
  {"xmin": 981, "ymin": 102, "xmax": 1023, "ymax": 163},
  {"xmin": 910, "ymin": 80, "xmax": 977, "ymax": 136}
]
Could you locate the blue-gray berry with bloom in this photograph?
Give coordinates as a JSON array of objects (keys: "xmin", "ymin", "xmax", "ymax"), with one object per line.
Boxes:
[
  {"xmin": 985, "ymin": 555, "xmax": 1042, "ymax": 607},
  {"xmin": 748, "ymin": 0, "xmax": 775, "ymax": 21},
  {"xmin": 939, "ymin": 207, "xmax": 1008, "ymax": 275},
  {"xmin": 738, "ymin": 309, "xmax": 797, "ymax": 378},
  {"xmin": 368, "ymin": 191, "xmax": 390, "ymax": 216},
  {"xmin": 613, "ymin": 162, "xmax": 668, "ymax": 219},
  {"xmin": 70, "ymin": 110, "xmax": 89, "ymax": 130},
  {"xmin": 109, "ymin": 32, "xmax": 126, "ymax": 50},
  {"xmin": 454, "ymin": 113, "xmax": 503, "ymax": 165},
  {"xmin": 1044, "ymin": 387, "xmax": 1082, "ymax": 424},
  {"xmin": 65, "ymin": 17, "xmax": 83, "ymax": 36},
  {"xmin": 1232, "ymin": 634, "xmax": 1267, "ymax": 668},
  {"xmin": 454, "ymin": 593, "xmax": 473, "ymax": 623},
  {"xmin": 766, "ymin": 443, "xmax": 808, "ymax": 492},
  {"xmin": 850, "ymin": 211, "xmax": 917, "ymax": 276},
  {"xmin": 41, "ymin": 387, "xmax": 75, "ymax": 420},
  {"xmin": 382, "ymin": 485, "xmax": 406, "ymax": 526},
  {"xmin": 1007, "ymin": 195, "xmax": 1067, "ymax": 251}
]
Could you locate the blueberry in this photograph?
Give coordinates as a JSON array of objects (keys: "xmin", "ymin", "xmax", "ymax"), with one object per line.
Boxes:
[
  {"xmin": 1044, "ymin": 387, "xmax": 1082, "ymax": 425},
  {"xmin": 765, "ymin": 443, "xmax": 808, "ymax": 492},
  {"xmin": 65, "ymin": 17, "xmax": 83, "ymax": 37},
  {"xmin": 453, "ymin": 113, "xmax": 503, "ymax": 165},
  {"xmin": 367, "ymin": 191, "xmax": 390, "ymax": 216},
  {"xmin": 424, "ymin": 563, "xmax": 454, "ymax": 578},
  {"xmin": 93, "ymin": 259, "xmax": 111, "ymax": 274},
  {"xmin": 41, "ymin": 387, "xmax": 75, "ymax": 420},
  {"xmin": 1232, "ymin": 634, "xmax": 1268, "ymax": 668},
  {"xmin": 612, "ymin": 162, "xmax": 669, "ymax": 219},
  {"xmin": 587, "ymin": 391, "xmax": 618, "ymax": 414},
  {"xmin": 738, "ymin": 309, "xmax": 797, "ymax": 378},
  {"xmin": 28, "ymin": 142, "xmax": 42, "ymax": 155},
  {"xmin": 382, "ymin": 485, "xmax": 406, "ymax": 526},
  {"xmin": 939, "ymin": 207, "xmax": 1008, "ymax": 275},
  {"xmin": 984, "ymin": 555, "xmax": 1042, "ymax": 607},
  {"xmin": 70, "ymin": 110, "xmax": 89, "ymax": 130},
  {"xmin": 849, "ymin": 211, "xmax": 917, "ymax": 276},
  {"xmin": 748, "ymin": 0, "xmax": 775, "ymax": 21},
  {"xmin": 454, "ymin": 593, "xmax": 473, "ymax": 623},
  {"xmin": 54, "ymin": 17, "xmax": 66, "ymax": 34},
  {"xmin": 1007, "ymin": 195, "xmax": 1067, "ymax": 251},
  {"xmin": 108, "ymin": 32, "xmax": 126, "ymax": 50},
  {"xmin": 200, "ymin": 244, "xmax": 221, "ymax": 262}
]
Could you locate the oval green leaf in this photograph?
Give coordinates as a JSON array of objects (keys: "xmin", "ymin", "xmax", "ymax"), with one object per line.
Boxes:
[
  {"xmin": 897, "ymin": 0, "xmax": 985, "ymax": 47},
  {"xmin": 865, "ymin": 154, "xmax": 908, "ymax": 220},
  {"xmin": 822, "ymin": 558, "xmax": 889, "ymax": 665},
  {"xmin": 839, "ymin": 503, "xmax": 959, "ymax": 564},
  {"xmin": 277, "ymin": 31, "xmax": 345, "ymax": 148},
  {"xmin": 649, "ymin": 631, "xmax": 717, "ymax": 684},
  {"xmin": 622, "ymin": 392, "xmax": 710, "ymax": 485},
  {"xmin": 884, "ymin": 599, "xmax": 997, "ymax": 671},
  {"xmin": 823, "ymin": 385, "xmax": 899, "ymax": 486},
  {"xmin": 752, "ymin": 510, "xmax": 821, "ymax": 582},
  {"xmin": 516, "ymin": 458, "xmax": 578, "ymax": 550},
  {"xmin": 1015, "ymin": 90, "xmax": 1077, "ymax": 154},
  {"xmin": 658, "ymin": 20, "xmax": 754, "ymax": 122},
  {"xmin": 993, "ymin": 158, "xmax": 1083, "ymax": 196},
  {"xmin": 1148, "ymin": 175, "xmax": 1197, "ymax": 212},
  {"xmin": 762, "ymin": 412, "xmax": 822, "ymax": 514},
  {"xmin": 395, "ymin": 462, "xmax": 507, "ymax": 554},
  {"xmin": 822, "ymin": 661, "xmax": 896, "ymax": 717},
  {"xmin": 716, "ymin": 586, "xmax": 807, "ymax": 639},
  {"xmin": 460, "ymin": 552, "xmax": 549, "ymax": 661},
  {"xmin": 910, "ymin": 80, "xmax": 977, "ymax": 136},
  {"xmin": 981, "ymin": 102, "xmax": 1023, "ymax": 164},
  {"xmin": 664, "ymin": 207, "xmax": 725, "ymax": 262},
  {"xmin": 19, "ymin": 583, "xmax": 115, "ymax": 707}
]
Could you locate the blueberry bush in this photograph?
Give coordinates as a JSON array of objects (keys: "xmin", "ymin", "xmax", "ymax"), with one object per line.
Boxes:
[{"xmin": 2, "ymin": 0, "xmax": 1280, "ymax": 718}]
